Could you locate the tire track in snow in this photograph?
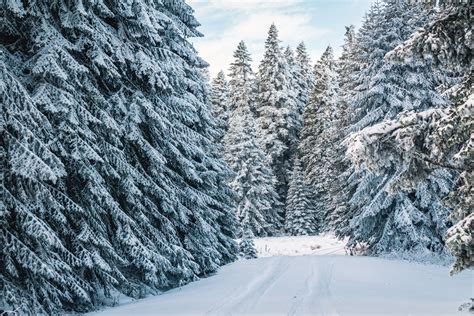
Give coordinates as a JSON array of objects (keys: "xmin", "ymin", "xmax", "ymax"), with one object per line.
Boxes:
[
  {"xmin": 287, "ymin": 258, "xmax": 340, "ymax": 316},
  {"xmin": 205, "ymin": 256, "xmax": 289, "ymax": 316},
  {"xmin": 314, "ymin": 261, "xmax": 340, "ymax": 316},
  {"xmin": 287, "ymin": 257, "xmax": 317, "ymax": 316},
  {"xmin": 236, "ymin": 256, "xmax": 291, "ymax": 314}
]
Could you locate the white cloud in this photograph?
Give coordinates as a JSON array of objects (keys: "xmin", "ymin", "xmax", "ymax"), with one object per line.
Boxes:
[
  {"xmin": 188, "ymin": 0, "xmax": 303, "ymax": 12},
  {"xmin": 191, "ymin": 7, "xmax": 329, "ymax": 77}
]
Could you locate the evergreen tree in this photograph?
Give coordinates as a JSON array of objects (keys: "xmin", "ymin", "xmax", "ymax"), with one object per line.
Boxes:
[
  {"xmin": 225, "ymin": 41, "xmax": 282, "ymax": 237},
  {"xmin": 1, "ymin": 0, "xmax": 237, "ymax": 313},
  {"xmin": 227, "ymin": 41, "xmax": 257, "ymax": 115},
  {"xmin": 299, "ymin": 46, "xmax": 340, "ymax": 230},
  {"xmin": 346, "ymin": 4, "xmax": 472, "ymax": 272},
  {"xmin": 257, "ymin": 24, "xmax": 299, "ymax": 208},
  {"xmin": 285, "ymin": 158, "xmax": 317, "ymax": 236},
  {"xmin": 227, "ymin": 104, "xmax": 282, "ymax": 237},
  {"xmin": 295, "ymin": 42, "xmax": 315, "ymax": 113},
  {"xmin": 284, "ymin": 46, "xmax": 304, "ymax": 138},
  {"xmin": 327, "ymin": 25, "xmax": 357, "ymax": 233},
  {"xmin": 224, "ymin": 41, "xmax": 257, "ymax": 166},
  {"xmin": 343, "ymin": 1, "xmax": 452, "ymax": 256},
  {"xmin": 239, "ymin": 229, "xmax": 258, "ymax": 259},
  {"xmin": 210, "ymin": 71, "xmax": 230, "ymax": 144}
]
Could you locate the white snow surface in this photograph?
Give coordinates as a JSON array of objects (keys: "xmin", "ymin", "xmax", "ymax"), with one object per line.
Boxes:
[
  {"xmin": 91, "ymin": 235, "xmax": 473, "ymax": 316},
  {"xmin": 254, "ymin": 234, "xmax": 348, "ymax": 257}
]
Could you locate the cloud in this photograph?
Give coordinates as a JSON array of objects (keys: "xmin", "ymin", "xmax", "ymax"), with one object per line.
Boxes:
[
  {"xmin": 190, "ymin": 2, "xmax": 329, "ymax": 77},
  {"xmin": 188, "ymin": 0, "xmax": 374, "ymax": 78},
  {"xmin": 188, "ymin": 0, "xmax": 303, "ymax": 13}
]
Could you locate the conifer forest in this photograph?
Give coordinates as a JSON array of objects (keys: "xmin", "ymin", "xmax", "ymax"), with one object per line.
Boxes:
[{"xmin": 0, "ymin": 1, "xmax": 472, "ymax": 315}]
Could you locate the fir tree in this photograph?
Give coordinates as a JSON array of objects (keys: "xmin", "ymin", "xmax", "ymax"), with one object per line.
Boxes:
[
  {"xmin": 346, "ymin": 4, "xmax": 472, "ymax": 271},
  {"xmin": 285, "ymin": 158, "xmax": 317, "ymax": 236},
  {"xmin": 224, "ymin": 41, "xmax": 257, "ymax": 167},
  {"xmin": 227, "ymin": 41, "xmax": 257, "ymax": 115},
  {"xmin": 239, "ymin": 229, "xmax": 258, "ymax": 259},
  {"xmin": 295, "ymin": 42, "xmax": 315, "ymax": 113},
  {"xmin": 284, "ymin": 46, "xmax": 305, "ymax": 138},
  {"xmin": 299, "ymin": 46, "xmax": 340, "ymax": 230},
  {"xmin": 327, "ymin": 25, "xmax": 357, "ymax": 233},
  {"xmin": 225, "ymin": 41, "xmax": 282, "ymax": 237},
  {"xmin": 210, "ymin": 71, "xmax": 230, "ymax": 144},
  {"xmin": 257, "ymin": 24, "xmax": 299, "ymax": 209},
  {"xmin": 343, "ymin": 1, "xmax": 452, "ymax": 256},
  {"xmin": 1, "ymin": 1, "xmax": 237, "ymax": 313},
  {"xmin": 227, "ymin": 104, "xmax": 282, "ymax": 237}
]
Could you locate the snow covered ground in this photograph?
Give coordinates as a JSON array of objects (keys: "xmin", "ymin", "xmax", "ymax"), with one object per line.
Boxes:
[
  {"xmin": 254, "ymin": 234, "xmax": 347, "ymax": 257},
  {"xmin": 90, "ymin": 235, "xmax": 473, "ymax": 316}
]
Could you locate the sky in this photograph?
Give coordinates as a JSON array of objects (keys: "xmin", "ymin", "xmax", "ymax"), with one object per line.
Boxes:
[{"xmin": 187, "ymin": 0, "xmax": 374, "ymax": 77}]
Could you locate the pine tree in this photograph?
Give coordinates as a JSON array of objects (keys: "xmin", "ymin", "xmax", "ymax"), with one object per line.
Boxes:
[
  {"xmin": 225, "ymin": 41, "xmax": 282, "ymax": 237},
  {"xmin": 210, "ymin": 71, "xmax": 230, "ymax": 144},
  {"xmin": 285, "ymin": 158, "xmax": 317, "ymax": 236},
  {"xmin": 257, "ymin": 24, "xmax": 299, "ymax": 208},
  {"xmin": 284, "ymin": 46, "xmax": 304, "ymax": 139},
  {"xmin": 299, "ymin": 46, "xmax": 340, "ymax": 230},
  {"xmin": 343, "ymin": 1, "xmax": 452, "ymax": 256},
  {"xmin": 327, "ymin": 25, "xmax": 357, "ymax": 233},
  {"xmin": 224, "ymin": 41, "xmax": 257, "ymax": 167},
  {"xmin": 227, "ymin": 105, "xmax": 282, "ymax": 237},
  {"xmin": 295, "ymin": 42, "xmax": 315, "ymax": 112},
  {"xmin": 239, "ymin": 229, "xmax": 258, "ymax": 259},
  {"xmin": 1, "ymin": 1, "xmax": 237, "ymax": 313},
  {"xmin": 346, "ymin": 4, "xmax": 472, "ymax": 271},
  {"xmin": 227, "ymin": 41, "xmax": 257, "ymax": 115}
]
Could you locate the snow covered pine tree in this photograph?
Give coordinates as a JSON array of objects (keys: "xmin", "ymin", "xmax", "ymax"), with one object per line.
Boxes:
[
  {"xmin": 225, "ymin": 42, "xmax": 282, "ymax": 237},
  {"xmin": 341, "ymin": 1, "xmax": 453, "ymax": 257},
  {"xmin": 346, "ymin": 3, "xmax": 473, "ymax": 273},
  {"xmin": 1, "ymin": 0, "xmax": 237, "ymax": 313},
  {"xmin": 210, "ymin": 70, "xmax": 230, "ymax": 144},
  {"xmin": 239, "ymin": 229, "xmax": 258, "ymax": 259},
  {"xmin": 299, "ymin": 46, "xmax": 340, "ymax": 232},
  {"xmin": 257, "ymin": 24, "xmax": 299, "ymax": 212},
  {"xmin": 285, "ymin": 158, "xmax": 317, "ymax": 236}
]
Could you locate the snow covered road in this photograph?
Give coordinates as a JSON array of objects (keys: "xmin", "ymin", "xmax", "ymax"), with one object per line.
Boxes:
[{"xmin": 91, "ymin": 237, "xmax": 473, "ymax": 316}]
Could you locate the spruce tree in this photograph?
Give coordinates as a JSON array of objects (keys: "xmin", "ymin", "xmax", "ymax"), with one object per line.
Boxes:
[
  {"xmin": 343, "ymin": 1, "xmax": 452, "ymax": 256},
  {"xmin": 295, "ymin": 42, "xmax": 315, "ymax": 113},
  {"xmin": 346, "ymin": 4, "xmax": 472, "ymax": 272},
  {"xmin": 227, "ymin": 104, "xmax": 282, "ymax": 237},
  {"xmin": 284, "ymin": 46, "xmax": 304, "ymax": 138},
  {"xmin": 210, "ymin": 71, "xmax": 230, "ymax": 144},
  {"xmin": 239, "ymin": 229, "xmax": 258, "ymax": 259},
  {"xmin": 1, "ymin": 0, "xmax": 237, "ymax": 313},
  {"xmin": 256, "ymin": 24, "xmax": 299, "ymax": 209},
  {"xmin": 299, "ymin": 46, "xmax": 340, "ymax": 230},
  {"xmin": 224, "ymin": 41, "xmax": 257, "ymax": 167},
  {"xmin": 225, "ymin": 41, "xmax": 282, "ymax": 236},
  {"xmin": 327, "ymin": 25, "xmax": 357, "ymax": 233},
  {"xmin": 285, "ymin": 158, "xmax": 317, "ymax": 236}
]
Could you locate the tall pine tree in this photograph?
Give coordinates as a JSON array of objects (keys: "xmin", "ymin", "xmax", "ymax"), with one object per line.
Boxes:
[
  {"xmin": 257, "ymin": 24, "xmax": 299, "ymax": 211},
  {"xmin": 299, "ymin": 46, "xmax": 340, "ymax": 231},
  {"xmin": 343, "ymin": 1, "xmax": 452, "ymax": 256},
  {"xmin": 210, "ymin": 70, "xmax": 230, "ymax": 144},
  {"xmin": 1, "ymin": 0, "xmax": 237, "ymax": 313},
  {"xmin": 225, "ymin": 41, "xmax": 282, "ymax": 237},
  {"xmin": 346, "ymin": 3, "xmax": 472, "ymax": 272},
  {"xmin": 285, "ymin": 157, "xmax": 317, "ymax": 236}
]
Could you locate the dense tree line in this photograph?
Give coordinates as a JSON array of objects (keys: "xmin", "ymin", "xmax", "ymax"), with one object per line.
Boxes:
[
  {"xmin": 1, "ymin": 0, "xmax": 471, "ymax": 314},
  {"xmin": 1, "ymin": 0, "xmax": 237, "ymax": 313},
  {"xmin": 212, "ymin": 1, "xmax": 471, "ymax": 273}
]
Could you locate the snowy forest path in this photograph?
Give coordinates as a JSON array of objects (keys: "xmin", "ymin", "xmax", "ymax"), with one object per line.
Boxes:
[
  {"xmin": 90, "ymin": 236, "xmax": 472, "ymax": 316},
  {"xmin": 204, "ymin": 256, "xmax": 291, "ymax": 315}
]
